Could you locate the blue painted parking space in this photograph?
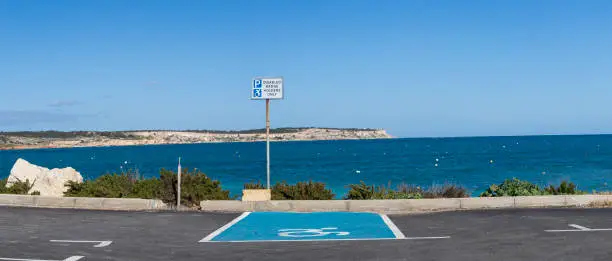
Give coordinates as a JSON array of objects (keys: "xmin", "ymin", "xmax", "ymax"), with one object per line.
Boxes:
[{"xmin": 200, "ymin": 212, "xmax": 404, "ymax": 242}]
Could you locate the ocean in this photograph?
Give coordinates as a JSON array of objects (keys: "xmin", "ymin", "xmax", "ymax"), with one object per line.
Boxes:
[{"xmin": 1, "ymin": 135, "xmax": 611, "ymax": 198}]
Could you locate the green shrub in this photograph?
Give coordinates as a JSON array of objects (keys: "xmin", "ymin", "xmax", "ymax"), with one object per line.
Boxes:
[
  {"xmin": 271, "ymin": 181, "xmax": 334, "ymax": 200},
  {"xmin": 243, "ymin": 180, "xmax": 335, "ymax": 200},
  {"xmin": 159, "ymin": 168, "xmax": 232, "ymax": 207},
  {"xmin": 131, "ymin": 178, "xmax": 163, "ymax": 199},
  {"xmin": 64, "ymin": 173, "xmax": 134, "ymax": 198},
  {"xmin": 345, "ymin": 182, "xmax": 410, "ymax": 200},
  {"xmin": 480, "ymin": 178, "xmax": 585, "ymax": 197},
  {"xmin": 345, "ymin": 182, "xmax": 375, "ymax": 200},
  {"xmin": 345, "ymin": 181, "xmax": 468, "ymax": 200},
  {"xmin": 0, "ymin": 177, "xmax": 35, "ymax": 195},
  {"xmin": 64, "ymin": 168, "xmax": 231, "ymax": 207},
  {"xmin": 375, "ymin": 190, "xmax": 422, "ymax": 199},
  {"xmin": 544, "ymin": 181, "xmax": 583, "ymax": 195},
  {"xmin": 423, "ymin": 184, "xmax": 470, "ymax": 198},
  {"xmin": 480, "ymin": 178, "xmax": 544, "ymax": 197},
  {"xmin": 64, "ymin": 180, "xmax": 87, "ymax": 197}
]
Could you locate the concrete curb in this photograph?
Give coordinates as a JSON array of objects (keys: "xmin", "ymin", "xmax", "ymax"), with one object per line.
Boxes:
[
  {"xmin": 201, "ymin": 195, "xmax": 612, "ymax": 213},
  {"xmin": 1, "ymin": 194, "xmax": 611, "ymax": 213},
  {"xmin": 0, "ymin": 194, "xmax": 168, "ymax": 211}
]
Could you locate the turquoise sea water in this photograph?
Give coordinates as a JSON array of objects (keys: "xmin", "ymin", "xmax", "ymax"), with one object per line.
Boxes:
[{"xmin": 1, "ymin": 135, "xmax": 611, "ymax": 198}]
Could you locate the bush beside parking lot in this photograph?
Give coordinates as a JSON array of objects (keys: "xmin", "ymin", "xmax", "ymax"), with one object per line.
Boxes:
[
  {"xmin": 0, "ymin": 177, "xmax": 39, "ymax": 195},
  {"xmin": 0, "ymin": 168, "xmax": 591, "ymax": 201},
  {"xmin": 243, "ymin": 181, "xmax": 335, "ymax": 200},
  {"xmin": 64, "ymin": 168, "xmax": 232, "ymax": 207},
  {"xmin": 480, "ymin": 178, "xmax": 584, "ymax": 197},
  {"xmin": 344, "ymin": 181, "xmax": 469, "ymax": 200}
]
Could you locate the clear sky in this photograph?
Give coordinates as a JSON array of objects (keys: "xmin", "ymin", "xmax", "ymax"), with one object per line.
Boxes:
[{"xmin": 1, "ymin": 0, "xmax": 611, "ymax": 137}]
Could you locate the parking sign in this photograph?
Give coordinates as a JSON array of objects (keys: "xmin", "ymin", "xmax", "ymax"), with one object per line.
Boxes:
[{"xmin": 251, "ymin": 77, "xmax": 283, "ymax": 100}]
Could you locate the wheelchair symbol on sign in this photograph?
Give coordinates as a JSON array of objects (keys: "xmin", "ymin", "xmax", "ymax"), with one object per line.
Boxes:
[
  {"xmin": 277, "ymin": 227, "xmax": 350, "ymax": 238},
  {"xmin": 253, "ymin": 89, "xmax": 262, "ymax": 98}
]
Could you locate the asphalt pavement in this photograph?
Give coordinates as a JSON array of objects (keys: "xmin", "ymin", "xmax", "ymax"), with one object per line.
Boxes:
[{"xmin": 1, "ymin": 206, "xmax": 611, "ymax": 261}]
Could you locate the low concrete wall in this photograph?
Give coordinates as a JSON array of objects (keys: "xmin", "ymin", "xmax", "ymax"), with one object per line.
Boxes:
[
  {"xmin": 201, "ymin": 195, "xmax": 612, "ymax": 213},
  {"xmin": 460, "ymin": 197, "xmax": 515, "ymax": 209},
  {"xmin": 1, "ymin": 194, "xmax": 610, "ymax": 213},
  {"xmin": 0, "ymin": 194, "xmax": 168, "ymax": 211}
]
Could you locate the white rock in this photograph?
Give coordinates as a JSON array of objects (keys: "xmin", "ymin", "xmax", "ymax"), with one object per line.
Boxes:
[{"xmin": 6, "ymin": 158, "xmax": 83, "ymax": 197}]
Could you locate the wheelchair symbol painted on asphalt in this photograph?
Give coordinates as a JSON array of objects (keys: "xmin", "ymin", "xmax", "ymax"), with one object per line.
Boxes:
[{"xmin": 277, "ymin": 227, "xmax": 350, "ymax": 238}]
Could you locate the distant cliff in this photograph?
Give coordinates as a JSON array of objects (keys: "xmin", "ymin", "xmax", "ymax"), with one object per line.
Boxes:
[{"xmin": 0, "ymin": 128, "xmax": 392, "ymax": 150}]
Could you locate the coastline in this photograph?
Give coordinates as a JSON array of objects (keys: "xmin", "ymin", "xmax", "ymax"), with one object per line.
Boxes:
[
  {"xmin": 0, "ymin": 128, "xmax": 393, "ymax": 151},
  {"xmin": 0, "ymin": 137, "xmax": 395, "ymax": 151}
]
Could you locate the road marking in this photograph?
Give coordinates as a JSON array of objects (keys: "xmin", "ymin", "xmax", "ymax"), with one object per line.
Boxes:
[
  {"xmin": 199, "ymin": 212, "xmax": 251, "ymax": 242},
  {"xmin": 63, "ymin": 257, "xmax": 84, "ymax": 261},
  {"xmin": 380, "ymin": 214, "xmax": 406, "ymax": 239},
  {"xmin": 50, "ymin": 240, "xmax": 112, "ymax": 248},
  {"xmin": 205, "ymin": 212, "xmax": 395, "ymax": 242},
  {"xmin": 545, "ymin": 228, "xmax": 612, "ymax": 232},
  {"xmin": 0, "ymin": 256, "xmax": 84, "ymax": 261},
  {"xmin": 545, "ymin": 224, "xmax": 612, "ymax": 232},
  {"xmin": 569, "ymin": 224, "xmax": 591, "ymax": 231},
  {"xmin": 277, "ymin": 227, "xmax": 350, "ymax": 237},
  {"xmin": 200, "ymin": 212, "xmax": 449, "ymax": 242},
  {"xmin": 205, "ymin": 236, "xmax": 450, "ymax": 243}
]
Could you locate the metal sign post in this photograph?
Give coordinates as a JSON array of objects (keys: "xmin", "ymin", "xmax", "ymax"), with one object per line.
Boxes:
[
  {"xmin": 251, "ymin": 77, "xmax": 284, "ymax": 190},
  {"xmin": 265, "ymin": 99, "xmax": 271, "ymax": 189},
  {"xmin": 177, "ymin": 157, "xmax": 181, "ymax": 209}
]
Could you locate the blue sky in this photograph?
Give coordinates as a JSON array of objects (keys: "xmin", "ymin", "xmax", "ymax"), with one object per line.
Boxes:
[{"xmin": 1, "ymin": 0, "xmax": 611, "ymax": 137}]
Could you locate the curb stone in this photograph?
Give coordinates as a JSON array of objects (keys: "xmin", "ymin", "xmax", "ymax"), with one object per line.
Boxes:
[{"xmin": 1, "ymin": 194, "xmax": 611, "ymax": 213}]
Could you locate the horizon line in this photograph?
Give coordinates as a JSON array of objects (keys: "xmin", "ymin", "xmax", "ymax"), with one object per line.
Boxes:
[{"xmin": 1, "ymin": 128, "xmax": 611, "ymax": 139}]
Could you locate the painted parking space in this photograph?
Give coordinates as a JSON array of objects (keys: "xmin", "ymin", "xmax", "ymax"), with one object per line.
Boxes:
[{"xmin": 200, "ymin": 212, "xmax": 408, "ymax": 242}]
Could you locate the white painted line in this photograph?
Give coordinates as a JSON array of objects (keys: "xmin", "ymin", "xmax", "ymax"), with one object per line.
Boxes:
[
  {"xmin": 203, "ymin": 236, "xmax": 451, "ymax": 243},
  {"xmin": 208, "ymin": 236, "xmax": 450, "ymax": 243},
  {"xmin": 545, "ymin": 228, "xmax": 612, "ymax": 232},
  {"xmin": 0, "ymin": 256, "xmax": 84, "ymax": 261},
  {"xmin": 569, "ymin": 224, "xmax": 590, "ymax": 231},
  {"xmin": 63, "ymin": 257, "xmax": 85, "ymax": 261},
  {"xmin": 545, "ymin": 223, "xmax": 612, "ymax": 232},
  {"xmin": 404, "ymin": 236, "xmax": 451, "ymax": 240},
  {"xmin": 50, "ymin": 240, "xmax": 112, "ymax": 248},
  {"xmin": 380, "ymin": 214, "xmax": 406, "ymax": 239},
  {"xmin": 199, "ymin": 212, "xmax": 251, "ymax": 242}
]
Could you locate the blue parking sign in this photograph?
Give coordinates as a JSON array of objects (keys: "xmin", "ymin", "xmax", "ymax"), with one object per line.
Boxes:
[{"xmin": 253, "ymin": 79, "xmax": 262, "ymax": 88}]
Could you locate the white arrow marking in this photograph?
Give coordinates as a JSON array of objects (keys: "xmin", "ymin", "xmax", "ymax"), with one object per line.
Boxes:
[
  {"xmin": 0, "ymin": 256, "xmax": 84, "ymax": 261},
  {"xmin": 50, "ymin": 240, "xmax": 112, "ymax": 248},
  {"xmin": 545, "ymin": 223, "xmax": 612, "ymax": 232},
  {"xmin": 569, "ymin": 224, "xmax": 590, "ymax": 231}
]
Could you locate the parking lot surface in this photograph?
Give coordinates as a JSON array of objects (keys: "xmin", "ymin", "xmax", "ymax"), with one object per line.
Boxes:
[{"xmin": 1, "ymin": 206, "xmax": 611, "ymax": 260}]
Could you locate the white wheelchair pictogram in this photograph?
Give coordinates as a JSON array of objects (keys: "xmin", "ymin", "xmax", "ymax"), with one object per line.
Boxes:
[{"xmin": 277, "ymin": 227, "xmax": 350, "ymax": 238}]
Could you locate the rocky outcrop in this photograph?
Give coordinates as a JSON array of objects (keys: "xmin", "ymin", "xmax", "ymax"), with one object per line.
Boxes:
[{"xmin": 6, "ymin": 158, "xmax": 83, "ymax": 197}]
